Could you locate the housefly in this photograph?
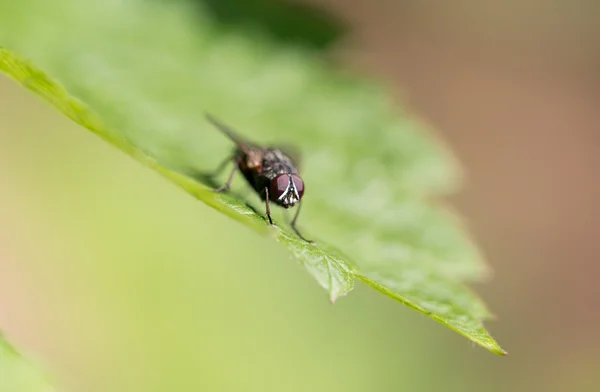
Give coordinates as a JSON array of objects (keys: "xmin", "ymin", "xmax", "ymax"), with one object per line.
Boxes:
[{"xmin": 206, "ymin": 114, "xmax": 313, "ymax": 244}]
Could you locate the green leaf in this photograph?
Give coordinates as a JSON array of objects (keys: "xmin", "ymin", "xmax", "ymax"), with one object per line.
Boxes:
[
  {"xmin": 0, "ymin": 0, "xmax": 505, "ymax": 354},
  {"xmin": 0, "ymin": 333, "xmax": 57, "ymax": 392}
]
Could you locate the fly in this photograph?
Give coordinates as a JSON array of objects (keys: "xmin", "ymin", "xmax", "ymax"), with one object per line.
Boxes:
[{"xmin": 206, "ymin": 114, "xmax": 313, "ymax": 244}]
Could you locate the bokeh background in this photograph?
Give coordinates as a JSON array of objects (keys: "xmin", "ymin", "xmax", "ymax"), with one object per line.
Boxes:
[{"xmin": 1, "ymin": 1, "xmax": 599, "ymax": 391}]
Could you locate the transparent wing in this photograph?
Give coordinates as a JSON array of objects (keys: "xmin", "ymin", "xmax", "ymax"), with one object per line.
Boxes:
[
  {"xmin": 275, "ymin": 143, "xmax": 303, "ymax": 170},
  {"xmin": 205, "ymin": 113, "xmax": 258, "ymax": 151}
]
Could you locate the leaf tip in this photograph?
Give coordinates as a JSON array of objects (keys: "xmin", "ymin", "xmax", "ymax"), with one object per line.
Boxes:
[
  {"xmin": 494, "ymin": 344, "xmax": 508, "ymax": 356},
  {"xmin": 324, "ymin": 286, "xmax": 354, "ymax": 304},
  {"xmin": 481, "ymin": 340, "xmax": 508, "ymax": 356},
  {"xmin": 328, "ymin": 291, "xmax": 346, "ymax": 304}
]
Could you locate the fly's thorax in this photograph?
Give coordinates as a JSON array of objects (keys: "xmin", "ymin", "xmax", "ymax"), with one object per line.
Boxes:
[
  {"xmin": 261, "ymin": 149, "xmax": 298, "ymax": 179},
  {"xmin": 237, "ymin": 147, "xmax": 264, "ymax": 171}
]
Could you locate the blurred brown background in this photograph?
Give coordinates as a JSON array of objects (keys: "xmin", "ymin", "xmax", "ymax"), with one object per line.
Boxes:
[{"xmin": 317, "ymin": 0, "xmax": 600, "ymax": 387}]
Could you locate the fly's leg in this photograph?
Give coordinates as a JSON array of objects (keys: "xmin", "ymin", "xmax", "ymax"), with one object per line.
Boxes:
[
  {"xmin": 211, "ymin": 155, "xmax": 234, "ymax": 177},
  {"xmin": 264, "ymin": 186, "xmax": 274, "ymax": 225},
  {"xmin": 213, "ymin": 165, "xmax": 236, "ymax": 192},
  {"xmin": 213, "ymin": 156, "xmax": 239, "ymax": 193},
  {"xmin": 291, "ymin": 202, "xmax": 314, "ymax": 244}
]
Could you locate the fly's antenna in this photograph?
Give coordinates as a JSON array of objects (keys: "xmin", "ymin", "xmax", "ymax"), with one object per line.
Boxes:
[{"xmin": 205, "ymin": 113, "xmax": 248, "ymax": 147}]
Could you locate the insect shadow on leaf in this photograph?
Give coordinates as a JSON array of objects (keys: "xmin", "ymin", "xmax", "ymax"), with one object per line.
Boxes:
[{"xmin": 182, "ymin": 164, "xmax": 265, "ymax": 221}]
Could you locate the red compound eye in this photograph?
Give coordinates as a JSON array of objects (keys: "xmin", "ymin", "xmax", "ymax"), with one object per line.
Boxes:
[
  {"xmin": 270, "ymin": 174, "xmax": 291, "ymax": 200},
  {"xmin": 291, "ymin": 174, "xmax": 304, "ymax": 198}
]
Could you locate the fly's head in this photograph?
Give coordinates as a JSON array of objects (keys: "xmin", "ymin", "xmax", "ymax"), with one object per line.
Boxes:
[{"xmin": 270, "ymin": 173, "xmax": 304, "ymax": 208}]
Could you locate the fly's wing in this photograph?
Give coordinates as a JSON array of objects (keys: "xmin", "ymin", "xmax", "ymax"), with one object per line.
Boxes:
[
  {"xmin": 205, "ymin": 113, "xmax": 302, "ymax": 170},
  {"xmin": 205, "ymin": 113, "xmax": 258, "ymax": 152},
  {"xmin": 274, "ymin": 143, "xmax": 303, "ymax": 170}
]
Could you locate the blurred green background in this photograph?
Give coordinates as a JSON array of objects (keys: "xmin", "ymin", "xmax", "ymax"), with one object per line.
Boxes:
[{"xmin": 1, "ymin": 0, "xmax": 599, "ymax": 391}]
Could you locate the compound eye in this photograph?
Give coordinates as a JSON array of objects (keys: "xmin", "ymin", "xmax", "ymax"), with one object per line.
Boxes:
[
  {"xmin": 291, "ymin": 174, "xmax": 304, "ymax": 199},
  {"xmin": 269, "ymin": 174, "xmax": 291, "ymax": 200}
]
